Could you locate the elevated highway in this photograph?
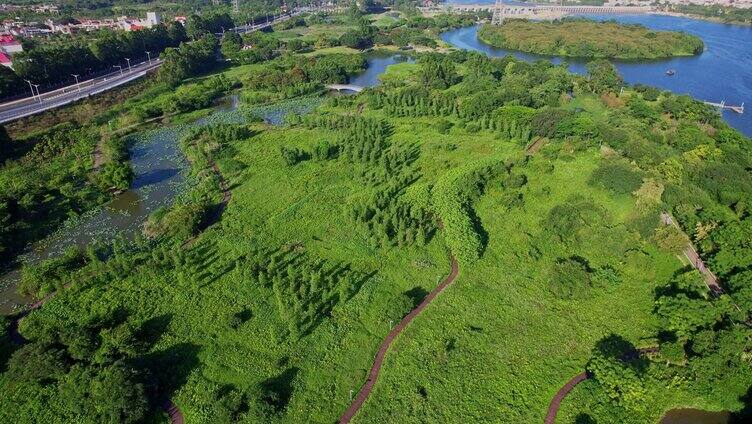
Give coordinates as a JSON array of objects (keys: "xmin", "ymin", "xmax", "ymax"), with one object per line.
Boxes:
[{"xmin": 0, "ymin": 10, "xmax": 302, "ymax": 124}]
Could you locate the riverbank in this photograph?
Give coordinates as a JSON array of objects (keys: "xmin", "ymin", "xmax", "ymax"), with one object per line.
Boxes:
[
  {"xmin": 442, "ymin": 19, "xmax": 752, "ymax": 138},
  {"xmin": 653, "ymin": 5, "xmax": 752, "ymax": 26},
  {"xmin": 477, "ymin": 19, "xmax": 704, "ymax": 59}
]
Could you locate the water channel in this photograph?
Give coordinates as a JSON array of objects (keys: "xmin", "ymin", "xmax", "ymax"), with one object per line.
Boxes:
[{"xmin": 0, "ymin": 54, "xmax": 400, "ymax": 314}]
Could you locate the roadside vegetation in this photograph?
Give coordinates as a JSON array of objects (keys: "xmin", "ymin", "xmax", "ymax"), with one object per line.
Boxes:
[
  {"xmin": 0, "ymin": 7, "xmax": 751, "ymax": 424},
  {"xmin": 478, "ymin": 18, "xmax": 705, "ymax": 59}
]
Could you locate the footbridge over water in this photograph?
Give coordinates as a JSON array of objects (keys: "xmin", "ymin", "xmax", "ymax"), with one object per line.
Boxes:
[{"xmin": 326, "ymin": 84, "xmax": 364, "ymax": 93}]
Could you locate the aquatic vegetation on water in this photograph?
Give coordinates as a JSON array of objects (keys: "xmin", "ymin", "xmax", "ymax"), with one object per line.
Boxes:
[{"xmin": 240, "ymin": 96, "xmax": 325, "ymax": 126}]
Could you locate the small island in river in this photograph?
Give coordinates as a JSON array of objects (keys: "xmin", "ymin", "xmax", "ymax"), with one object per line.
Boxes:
[{"xmin": 478, "ymin": 19, "xmax": 705, "ymax": 59}]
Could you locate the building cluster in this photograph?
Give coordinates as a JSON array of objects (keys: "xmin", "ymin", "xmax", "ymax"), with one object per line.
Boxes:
[
  {"xmin": 0, "ymin": 11, "xmax": 175, "ymax": 38},
  {"xmin": 0, "ymin": 34, "xmax": 20, "ymax": 68},
  {"xmin": 0, "ymin": 11, "xmax": 183, "ymax": 69},
  {"xmin": 47, "ymin": 12, "xmax": 163, "ymax": 34},
  {"xmin": 0, "ymin": 3, "xmax": 58, "ymax": 14}
]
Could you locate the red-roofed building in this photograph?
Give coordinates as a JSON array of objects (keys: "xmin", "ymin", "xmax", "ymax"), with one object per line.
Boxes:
[
  {"xmin": 0, "ymin": 51, "xmax": 13, "ymax": 68},
  {"xmin": 0, "ymin": 35, "xmax": 22, "ymax": 54}
]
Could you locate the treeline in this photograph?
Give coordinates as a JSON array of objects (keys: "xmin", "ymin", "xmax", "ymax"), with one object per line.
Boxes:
[
  {"xmin": 351, "ymin": 175, "xmax": 436, "ymax": 249},
  {"xmin": 669, "ymin": 4, "xmax": 752, "ymax": 25},
  {"xmin": 243, "ymin": 53, "xmax": 367, "ymax": 87},
  {"xmin": 157, "ymin": 34, "xmax": 219, "ymax": 87},
  {"xmin": 4, "ymin": 22, "xmax": 187, "ymax": 96},
  {"xmin": 297, "ymin": 113, "xmax": 434, "ymax": 247},
  {"xmin": 241, "ymin": 53, "xmax": 366, "ymax": 102},
  {"xmin": 6, "ymin": 309, "xmax": 152, "ymax": 422},
  {"xmin": 239, "ymin": 248, "xmax": 368, "ymax": 339}
]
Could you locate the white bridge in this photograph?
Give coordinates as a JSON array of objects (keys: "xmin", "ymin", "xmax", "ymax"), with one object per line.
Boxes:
[{"xmin": 326, "ymin": 84, "xmax": 364, "ymax": 93}]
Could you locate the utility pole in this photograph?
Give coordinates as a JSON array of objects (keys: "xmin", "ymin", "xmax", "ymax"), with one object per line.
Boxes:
[{"xmin": 32, "ymin": 84, "xmax": 40, "ymax": 101}]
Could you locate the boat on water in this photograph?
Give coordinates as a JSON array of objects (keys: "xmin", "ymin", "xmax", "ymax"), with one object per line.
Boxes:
[{"xmin": 666, "ymin": 69, "xmax": 676, "ymax": 76}]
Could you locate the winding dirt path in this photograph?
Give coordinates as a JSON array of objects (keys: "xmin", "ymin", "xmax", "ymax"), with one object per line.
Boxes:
[
  {"xmin": 161, "ymin": 399, "xmax": 185, "ymax": 424},
  {"xmin": 339, "ymin": 255, "xmax": 459, "ymax": 424},
  {"xmin": 544, "ymin": 372, "xmax": 590, "ymax": 424}
]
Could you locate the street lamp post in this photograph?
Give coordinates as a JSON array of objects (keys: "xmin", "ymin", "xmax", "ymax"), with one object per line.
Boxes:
[
  {"xmin": 72, "ymin": 74, "xmax": 81, "ymax": 92},
  {"xmin": 32, "ymin": 84, "xmax": 40, "ymax": 101},
  {"xmin": 145, "ymin": 51, "xmax": 151, "ymax": 65},
  {"xmin": 114, "ymin": 65, "xmax": 123, "ymax": 75},
  {"xmin": 125, "ymin": 58, "xmax": 132, "ymax": 73},
  {"xmin": 24, "ymin": 79, "xmax": 38, "ymax": 102}
]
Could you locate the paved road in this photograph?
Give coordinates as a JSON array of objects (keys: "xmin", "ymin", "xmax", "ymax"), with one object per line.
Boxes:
[
  {"xmin": 339, "ymin": 255, "xmax": 460, "ymax": 424},
  {"xmin": 0, "ymin": 10, "xmax": 303, "ymax": 124},
  {"xmin": 0, "ymin": 59, "xmax": 163, "ymax": 124}
]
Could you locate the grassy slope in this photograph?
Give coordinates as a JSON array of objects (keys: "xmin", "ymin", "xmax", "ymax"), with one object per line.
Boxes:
[
  {"xmin": 3, "ymin": 56, "xmax": 718, "ymax": 422},
  {"xmin": 20, "ymin": 98, "xmax": 689, "ymax": 423},
  {"xmin": 354, "ymin": 148, "xmax": 680, "ymax": 423}
]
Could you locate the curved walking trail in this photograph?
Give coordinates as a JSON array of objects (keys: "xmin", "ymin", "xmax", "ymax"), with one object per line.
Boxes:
[
  {"xmin": 339, "ymin": 255, "xmax": 459, "ymax": 424},
  {"xmin": 161, "ymin": 399, "xmax": 185, "ymax": 424},
  {"xmin": 545, "ymin": 372, "xmax": 590, "ymax": 424}
]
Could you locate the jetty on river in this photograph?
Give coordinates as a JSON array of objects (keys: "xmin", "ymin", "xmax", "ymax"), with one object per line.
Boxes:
[{"xmin": 703, "ymin": 100, "xmax": 745, "ymax": 114}]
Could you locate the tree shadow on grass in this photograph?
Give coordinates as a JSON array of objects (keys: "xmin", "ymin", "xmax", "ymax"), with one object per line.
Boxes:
[
  {"xmin": 467, "ymin": 205, "xmax": 489, "ymax": 258},
  {"xmin": 260, "ymin": 367, "xmax": 299, "ymax": 414},
  {"xmin": 575, "ymin": 413, "xmax": 597, "ymax": 424},
  {"xmin": 404, "ymin": 286, "xmax": 430, "ymax": 309},
  {"xmin": 141, "ymin": 342, "xmax": 201, "ymax": 398},
  {"xmin": 594, "ymin": 334, "xmax": 648, "ymax": 374},
  {"xmin": 731, "ymin": 385, "xmax": 752, "ymax": 424},
  {"xmin": 137, "ymin": 313, "xmax": 173, "ymax": 347}
]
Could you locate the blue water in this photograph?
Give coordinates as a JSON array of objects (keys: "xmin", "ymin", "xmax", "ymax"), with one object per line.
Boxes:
[
  {"xmin": 350, "ymin": 52, "xmax": 416, "ymax": 87},
  {"xmin": 441, "ymin": 14, "xmax": 752, "ymax": 136}
]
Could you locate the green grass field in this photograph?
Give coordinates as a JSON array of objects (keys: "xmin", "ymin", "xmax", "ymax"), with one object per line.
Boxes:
[{"xmin": 3, "ymin": 38, "xmax": 751, "ymax": 423}]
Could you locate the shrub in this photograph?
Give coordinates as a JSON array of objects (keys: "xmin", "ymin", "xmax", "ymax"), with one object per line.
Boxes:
[
  {"xmin": 432, "ymin": 159, "xmax": 506, "ymax": 264},
  {"xmin": 19, "ymin": 246, "xmax": 85, "ymax": 297},
  {"xmin": 550, "ymin": 257, "xmax": 592, "ymax": 299},
  {"xmin": 588, "ymin": 162, "xmax": 642, "ymax": 195}
]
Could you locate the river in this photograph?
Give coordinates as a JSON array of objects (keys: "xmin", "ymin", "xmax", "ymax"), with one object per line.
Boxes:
[{"xmin": 440, "ymin": 11, "xmax": 752, "ymax": 137}]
